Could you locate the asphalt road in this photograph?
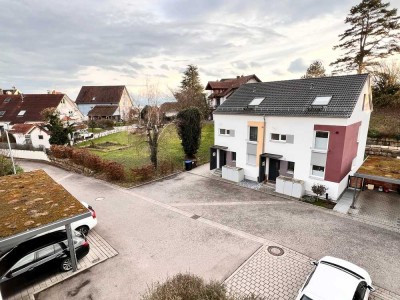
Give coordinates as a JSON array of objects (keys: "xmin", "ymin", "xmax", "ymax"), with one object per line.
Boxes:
[
  {"xmin": 16, "ymin": 161, "xmax": 260, "ymax": 300},
  {"xmin": 12, "ymin": 161, "xmax": 400, "ymax": 298}
]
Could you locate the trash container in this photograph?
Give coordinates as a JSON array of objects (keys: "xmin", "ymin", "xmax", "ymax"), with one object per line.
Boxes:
[{"xmin": 184, "ymin": 160, "xmax": 192, "ymax": 171}]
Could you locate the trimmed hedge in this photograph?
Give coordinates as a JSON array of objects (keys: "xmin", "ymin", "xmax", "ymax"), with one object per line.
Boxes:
[{"xmin": 50, "ymin": 145, "xmax": 125, "ymax": 181}]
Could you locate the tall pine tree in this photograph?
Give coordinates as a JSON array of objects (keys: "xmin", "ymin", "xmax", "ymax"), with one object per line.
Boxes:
[{"xmin": 331, "ymin": 0, "xmax": 400, "ymax": 74}]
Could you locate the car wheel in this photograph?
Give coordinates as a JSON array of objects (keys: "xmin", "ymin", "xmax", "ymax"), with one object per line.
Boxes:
[
  {"xmin": 60, "ymin": 258, "xmax": 72, "ymax": 271},
  {"xmin": 76, "ymin": 226, "xmax": 89, "ymax": 236}
]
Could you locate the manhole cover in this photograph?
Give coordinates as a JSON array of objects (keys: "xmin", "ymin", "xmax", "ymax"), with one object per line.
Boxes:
[
  {"xmin": 191, "ymin": 214, "xmax": 201, "ymax": 220},
  {"xmin": 95, "ymin": 197, "xmax": 105, "ymax": 201},
  {"xmin": 267, "ymin": 246, "xmax": 284, "ymax": 256}
]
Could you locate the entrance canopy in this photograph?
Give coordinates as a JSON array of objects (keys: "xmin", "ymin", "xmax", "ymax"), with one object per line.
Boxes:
[
  {"xmin": 211, "ymin": 145, "xmax": 228, "ymax": 150},
  {"xmin": 260, "ymin": 153, "xmax": 283, "ymax": 159},
  {"xmin": 354, "ymin": 155, "xmax": 400, "ymax": 185},
  {"xmin": 0, "ymin": 170, "xmax": 91, "ymax": 254}
]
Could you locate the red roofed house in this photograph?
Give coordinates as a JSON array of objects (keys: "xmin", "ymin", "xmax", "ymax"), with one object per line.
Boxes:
[
  {"xmin": 0, "ymin": 94, "xmax": 83, "ymax": 125},
  {"xmin": 205, "ymin": 74, "xmax": 261, "ymax": 119},
  {"xmin": 8, "ymin": 123, "xmax": 51, "ymax": 149},
  {"xmin": 75, "ymin": 86, "xmax": 133, "ymax": 121},
  {"xmin": 0, "ymin": 94, "xmax": 83, "ymax": 148}
]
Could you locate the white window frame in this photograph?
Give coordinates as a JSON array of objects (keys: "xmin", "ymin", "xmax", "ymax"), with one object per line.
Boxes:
[
  {"xmin": 219, "ymin": 128, "xmax": 231, "ymax": 136},
  {"xmin": 314, "ymin": 130, "xmax": 329, "ymax": 151},
  {"xmin": 311, "ymin": 165, "xmax": 325, "ymax": 178},
  {"xmin": 271, "ymin": 133, "xmax": 287, "ymax": 143}
]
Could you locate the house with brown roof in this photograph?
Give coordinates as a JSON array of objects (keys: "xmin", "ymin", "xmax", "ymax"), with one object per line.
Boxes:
[
  {"xmin": 160, "ymin": 102, "xmax": 180, "ymax": 120},
  {"xmin": 8, "ymin": 123, "xmax": 51, "ymax": 149},
  {"xmin": 75, "ymin": 86, "xmax": 133, "ymax": 121},
  {"xmin": 0, "ymin": 94, "xmax": 83, "ymax": 126},
  {"xmin": 205, "ymin": 74, "xmax": 261, "ymax": 117}
]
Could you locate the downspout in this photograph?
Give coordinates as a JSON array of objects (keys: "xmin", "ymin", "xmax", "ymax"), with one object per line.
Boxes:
[{"xmin": 262, "ymin": 114, "xmax": 266, "ymax": 154}]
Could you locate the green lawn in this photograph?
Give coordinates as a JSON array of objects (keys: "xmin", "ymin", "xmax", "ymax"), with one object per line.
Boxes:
[{"xmin": 77, "ymin": 123, "xmax": 214, "ymax": 170}]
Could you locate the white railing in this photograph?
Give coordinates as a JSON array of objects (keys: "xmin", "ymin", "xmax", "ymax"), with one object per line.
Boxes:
[{"xmin": 74, "ymin": 125, "xmax": 136, "ymax": 144}]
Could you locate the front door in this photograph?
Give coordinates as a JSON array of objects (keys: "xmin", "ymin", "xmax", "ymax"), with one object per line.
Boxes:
[
  {"xmin": 219, "ymin": 150, "xmax": 226, "ymax": 168},
  {"xmin": 210, "ymin": 148, "xmax": 217, "ymax": 170},
  {"xmin": 268, "ymin": 158, "xmax": 280, "ymax": 182},
  {"xmin": 259, "ymin": 156, "xmax": 266, "ymax": 182}
]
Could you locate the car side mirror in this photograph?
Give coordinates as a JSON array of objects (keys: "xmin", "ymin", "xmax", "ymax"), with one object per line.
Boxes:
[
  {"xmin": 368, "ymin": 285, "xmax": 375, "ymax": 292},
  {"xmin": 310, "ymin": 261, "xmax": 318, "ymax": 266}
]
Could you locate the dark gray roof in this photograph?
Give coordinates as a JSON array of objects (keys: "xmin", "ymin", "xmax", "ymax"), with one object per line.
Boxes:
[{"xmin": 215, "ymin": 74, "xmax": 369, "ymax": 118}]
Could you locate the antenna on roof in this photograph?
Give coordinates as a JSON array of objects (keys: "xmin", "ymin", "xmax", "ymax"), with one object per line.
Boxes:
[{"xmin": 21, "ymin": 93, "xmax": 24, "ymax": 102}]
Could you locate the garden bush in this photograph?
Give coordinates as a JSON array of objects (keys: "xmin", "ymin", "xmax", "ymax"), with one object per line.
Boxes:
[
  {"xmin": 157, "ymin": 161, "xmax": 176, "ymax": 176},
  {"xmin": 104, "ymin": 161, "xmax": 125, "ymax": 181},
  {"xmin": 130, "ymin": 164, "xmax": 155, "ymax": 182},
  {"xmin": 97, "ymin": 119, "xmax": 115, "ymax": 130}
]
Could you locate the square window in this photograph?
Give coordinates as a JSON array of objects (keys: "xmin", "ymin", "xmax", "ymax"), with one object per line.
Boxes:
[
  {"xmin": 271, "ymin": 133, "xmax": 279, "ymax": 140},
  {"xmin": 312, "ymin": 165, "xmax": 325, "ymax": 177},
  {"xmin": 281, "ymin": 135, "xmax": 287, "ymax": 141},
  {"xmin": 249, "ymin": 126, "xmax": 258, "ymax": 142},
  {"xmin": 38, "ymin": 135, "xmax": 43, "ymax": 140},
  {"xmin": 287, "ymin": 161, "xmax": 295, "ymax": 172},
  {"xmin": 17, "ymin": 110, "xmax": 26, "ymax": 116}
]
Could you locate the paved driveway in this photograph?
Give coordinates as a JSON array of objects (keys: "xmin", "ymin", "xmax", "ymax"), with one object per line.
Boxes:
[
  {"xmin": 14, "ymin": 161, "xmax": 400, "ymax": 298},
  {"xmin": 15, "ymin": 161, "xmax": 260, "ymax": 300},
  {"xmin": 133, "ymin": 164, "xmax": 400, "ymax": 295}
]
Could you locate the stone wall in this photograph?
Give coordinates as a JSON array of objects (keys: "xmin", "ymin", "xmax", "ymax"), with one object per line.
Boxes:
[{"xmin": 365, "ymin": 145, "xmax": 400, "ymax": 158}]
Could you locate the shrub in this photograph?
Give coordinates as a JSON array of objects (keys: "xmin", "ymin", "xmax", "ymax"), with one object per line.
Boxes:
[
  {"xmin": 0, "ymin": 155, "xmax": 22, "ymax": 176},
  {"xmin": 130, "ymin": 164, "xmax": 155, "ymax": 182},
  {"xmin": 50, "ymin": 145, "xmax": 69, "ymax": 159},
  {"xmin": 157, "ymin": 161, "xmax": 175, "ymax": 176},
  {"xmin": 83, "ymin": 153, "xmax": 104, "ymax": 171},
  {"xmin": 97, "ymin": 119, "xmax": 115, "ymax": 130},
  {"xmin": 71, "ymin": 149, "xmax": 86, "ymax": 165},
  {"xmin": 104, "ymin": 161, "xmax": 125, "ymax": 181},
  {"xmin": 311, "ymin": 183, "xmax": 327, "ymax": 199},
  {"xmin": 141, "ymin": 273, "xmax": 230, "ymax": 300}
]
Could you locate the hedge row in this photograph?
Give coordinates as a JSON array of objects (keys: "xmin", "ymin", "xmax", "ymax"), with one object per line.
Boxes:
[{"xmin": 50, "ymin": 145, "xmax": 125, "ymax": 181}]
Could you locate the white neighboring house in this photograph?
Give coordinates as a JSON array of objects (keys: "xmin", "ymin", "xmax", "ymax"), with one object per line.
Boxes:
[
  {"xmin": 75, "ymin": 85, "xmax": 133, "ymax": 121},
  {"xmin": 211, "ymin": 74, "xmax": 372, "ymax": 201},
  {"xmin": 0, "ymin": 93, "xmax": 84, "ymax": 149},
  {"xmin": 9, "ymin": 124, "xmax": 51, "ymax": 149}
]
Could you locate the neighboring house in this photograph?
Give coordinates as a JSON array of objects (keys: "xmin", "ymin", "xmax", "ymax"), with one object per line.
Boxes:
[
  {"xmin": 75, "ymin": 86, "xmax": 133, "ymax": 121},
  {"xmin": 87, "ymin": 105, "xmax": 119, "ymax": 120},
  {"xmin": 8, "ymin": 123, "xmax": 51, "ymax": 149},
  {"xmin": 211, "ymin": 74, "xmax": 373, "ymax": 200},
  {"xmin": 160, "ymin": 102, "xmax": 179, "ymax": 120},
  {"xmin": 1, "ymin": 87, "xmax": 21, "ymax": 95},
  {"xmin": 205, "ymin": 74, "xmax": 261, "ymax": 119},
  {"xmin": 0, "ymin": 94, "xmax": 84, "ymax": 125}
]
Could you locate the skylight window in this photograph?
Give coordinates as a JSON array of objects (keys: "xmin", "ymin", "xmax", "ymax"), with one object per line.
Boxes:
[
  {"xmin": 3, "ymin": 97, "xmax": 11, "ymax": 103},
  {"xmin": 249, "ymin": 97, "xmax": 264, "ymax": 106},
  {"xmin": 17, "ymin": 110, "xmax": 26, "ymax": 116},
  {"xmin": 92, "ymin": 97, "xmax": 96, "ymax": 101},
  {"xmin": 0, "ymin": 111, "xmax": 5, "ymax": 116},
  {"xmin": 312, "ymin": 96, "xmax": 332, "ymax": 106}
]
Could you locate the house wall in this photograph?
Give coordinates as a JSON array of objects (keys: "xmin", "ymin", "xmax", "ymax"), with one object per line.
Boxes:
[
  {"xmin": 119, "ymin": 88, "xmax": 133, "ymax": 120},
  {"xmin": 30, "ymin": 127, "xmax": 51, "ymax": 148},
  {"xmin": 57, "ymin": 95, "xmax": 84, "ymax": 123}
]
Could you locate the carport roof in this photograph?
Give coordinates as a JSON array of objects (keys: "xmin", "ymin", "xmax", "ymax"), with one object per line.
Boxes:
[
  {"xmin": 355, "ymin": 156, "xmax": 400, "ymax": 185},
  {"xmin": 0, "ymin": 170, "xmax": 90, "ymax": 249}
]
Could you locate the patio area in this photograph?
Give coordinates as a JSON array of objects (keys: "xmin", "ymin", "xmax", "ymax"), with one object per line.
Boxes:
[{"xmin": 350, "ymin": 189, "xmax": 400, "ymax": 229}]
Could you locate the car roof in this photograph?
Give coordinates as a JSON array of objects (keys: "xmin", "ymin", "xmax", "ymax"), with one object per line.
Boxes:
[
  {"xmin": 0, "ymin": 230, "xmax": 67, "ymax": 275},
  {"xmin": 303, "ymin": 262, "xmax": 360, "ymax": 300},
  {"xmin": 320, "ymin": 256, "xmax": 371, "ymax": 282}
]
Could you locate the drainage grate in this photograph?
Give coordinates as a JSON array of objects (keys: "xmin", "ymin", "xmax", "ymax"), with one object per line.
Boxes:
[
  {"xmin": 191, "ymin": 214, "xmax": 201, "ymax": 220},
  {"xmin": 267, "ymin": 246, "xmax": 285, "ymax": 256}
]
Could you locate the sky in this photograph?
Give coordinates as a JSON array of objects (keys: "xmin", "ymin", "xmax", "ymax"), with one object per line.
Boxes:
[{"xmin": 1, "ymin": 0, "xmax": 400, "ymax": 104}]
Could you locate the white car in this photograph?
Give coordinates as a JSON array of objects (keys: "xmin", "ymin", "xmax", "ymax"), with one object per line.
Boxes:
[
  {"xmin": 72, "ymin": 201, "xmax": 97, "ymax": 236},
  {"xmin": 296, "ymin": 256, "xmax": 375, "ymax": 300}
]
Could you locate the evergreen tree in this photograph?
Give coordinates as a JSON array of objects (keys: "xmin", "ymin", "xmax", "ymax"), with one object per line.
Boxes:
[
  {"xmin": 301, "ymin": 61, "xmax": 326, "ymax": 78},
  {"xmin": 176, "ymin": 107, "xmax": 202, "ymax": 159},
  {"xmin": 331, "ymin": 0, "xmax": 400, "ymax": 74},
  {"xmin": 41, "ymin": 108, "xmax": 73, "ymax": 145},
  {"xmin": 174, "ymin": 65, "xmax": 208, "ymax": 118}
]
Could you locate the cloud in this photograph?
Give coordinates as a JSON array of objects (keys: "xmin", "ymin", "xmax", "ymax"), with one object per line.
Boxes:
[{"xmin": 288, "ymin": 58, "xmax": 308, "ymax": 73}]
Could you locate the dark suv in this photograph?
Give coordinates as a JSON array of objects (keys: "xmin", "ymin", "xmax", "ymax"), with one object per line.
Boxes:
[{"xmin": 0, "ymin": 230, "xmax": 89, "ymax": 283}]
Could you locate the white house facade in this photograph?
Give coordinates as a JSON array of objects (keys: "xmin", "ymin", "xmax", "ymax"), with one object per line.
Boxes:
[{"xmin": 211, "ymin": 74, "xmax": 372, "ymax": 201}]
